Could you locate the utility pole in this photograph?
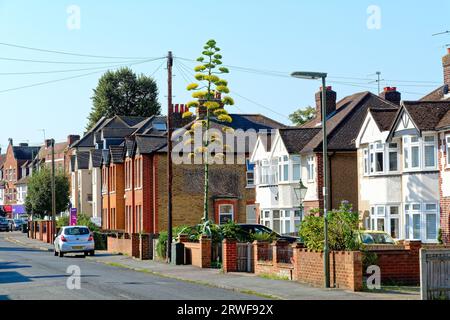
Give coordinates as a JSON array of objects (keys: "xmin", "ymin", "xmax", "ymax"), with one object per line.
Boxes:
[
  {"xmin": 376, "ymin": 71, "xmax": 381, "ymax": 95},
  {"xmin": 166, "ymin": 51, "xmax": 174, "ymax": 263},
  {"xmin": 47, "ymin": 139, "xmax": 56, "ymax": 239}
]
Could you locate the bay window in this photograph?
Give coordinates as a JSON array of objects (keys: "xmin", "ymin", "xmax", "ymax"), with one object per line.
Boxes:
[
  {"xmin": 403, "ymin": 135, "xmax": 437, "ymax": 171},
  {"xmin": 278, "ymin": 156, "xmax": 289, "ymax": 182},
  {"xmin": 388, "ymin": 143, "xmax": 398, "ymax": 172},
  {"xmin": 364, "ymin": 141, "xmax": 399, "ymax": 175}
]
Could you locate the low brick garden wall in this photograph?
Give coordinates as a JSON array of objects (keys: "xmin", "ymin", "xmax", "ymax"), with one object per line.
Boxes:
[
  {"xmin": 366, "ymin": 241, "xmax": 450, "ymax": 285},
  {"xmin": 224, "ymin": 240, "xmax": 364, "ymax": 291},
  {"xmin": 107, "ymin": 233, "xmax": 139, "ymax": 258},
  {"xmin": 179, "ymin": 235, "xmax": 211, "ymax": 268},
  {"xmin": 29, "ymin": 221, "xmax": 54, "ymax": 244}
]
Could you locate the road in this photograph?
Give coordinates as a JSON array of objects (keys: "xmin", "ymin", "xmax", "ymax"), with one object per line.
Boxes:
[{"xmin": 0, "ymin": 233, "xmax": 260, "ymax": 300}]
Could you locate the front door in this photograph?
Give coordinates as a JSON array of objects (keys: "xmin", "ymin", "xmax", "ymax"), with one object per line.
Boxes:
[{"xmin": 246, "ymin": 205, "xmax": 256, "ymax": 224}]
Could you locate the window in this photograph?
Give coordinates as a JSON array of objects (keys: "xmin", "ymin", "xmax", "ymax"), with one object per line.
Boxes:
[
  {"xmin": 219, "ymin": 204, "xmax": 234, "ymax": 225},
  {"xmin": 424, "ymin": 136, "xmax": 436, "ymax": 168},
  {"xmin": 246, "ymin": 159, "xmax": 255, "ymax": 187},
  {"xmin": 307, "ymin": 156, "xmax": 315, "ymax": 181},
  {"xmin": 426, "ymin": 214, "xmax": 437, "ymax": 240},
  {"xmin": 375, "ymin": 143, "xmax": 384, "ymax": 172},
  {"xmin": 404, "ymin": 135, "xmax": 437, "ymax": 171},
  {"xmin": 261, "ymin": 210, "xmax": 271, "ymax": 228},
  {"xmin": 272, "ymin": 210, "xmax": 281, "ymax": 234},
  {"xmin": 388, "ymin": 143, "xmax": 398, "ymax": 172},
  {"xmin": 281, "ymin": 210, "xmax": 291, "ymax": 235},
  {"xmin": 363, "ymin": 149, "xmax": 369, "ymax": 175},
  {"xmin": 446, "ymin": 136, "xmax": 450, "ymax": 166},
  {"xmin": 278, "ymin": 156, "xmax": 289, "ymax": 182},
  {"xmin": 292, "ymin": 156, "xmax": 301, "ymax": 181}
]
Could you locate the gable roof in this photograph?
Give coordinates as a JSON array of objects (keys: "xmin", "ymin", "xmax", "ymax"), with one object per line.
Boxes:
[
  {"xmin": 369, "ymin": 108, "xmax": 399, "ymax": 131},
  {"xmin": 278, "ymin": 128, "xmax": 322, "ymax": 154},
  {"xmin": 109, "ymin": 145, "xmax": 126, "ymax": 164},
  {"xmin": 403, "ymin": 101, "xmax": 450, "ymax": 131},
  {"xmin": 76, "ymin": 152, "xmax": 90, "ymax": 170},
  {"xmin": 135, "ymin": 135, "xmax": 167, "ymax": 154},
  {"xmin": 12, "ymin": 145, "xmax": 41, "ymax": 161},
  {"xmin": 90, "ymin": 149, "xmax": 103, "ymax": 168},
  {"xmin": 301, "ymin": 92, "xmax": 398, "ymax": 152}
]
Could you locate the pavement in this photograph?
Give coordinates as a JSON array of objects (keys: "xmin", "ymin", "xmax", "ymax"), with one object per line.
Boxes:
[{"xmin": 2, "ymin": 232, "xmax": 421, "ymax": 300}]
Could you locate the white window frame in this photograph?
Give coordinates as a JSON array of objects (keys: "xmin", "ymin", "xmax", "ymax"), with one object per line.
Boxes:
[
  {"xmin": 423, "ymin": 135, "xmax": 437, "ymax": 169},
  {"xmin": 278, "ymin": 156, "xmax": 289, "ymax": 182},
  {"xmin": 246, "ymin": 158, "xmax": 255, "ymax": 187},
  {"xmin": 363, "ymin": 148, "xmax": 369, "ymax": 176},
  {"xmin": 307, "ymin": 156, "xmax": 315, "ymax": 182},
  {"xmin": 387, "ymin": 142, "xmax": 399, "ymax": 173},
  {"xmin": 291, "ymin": 156, "xmax": 301, "ymax": 182},
  {"xmin": 218, "ymin": 204, "xmax": 234, "ymax": 225},
  {"xmin": 446, "ymin": 135, "xmax": 450, "ymax": 167}
]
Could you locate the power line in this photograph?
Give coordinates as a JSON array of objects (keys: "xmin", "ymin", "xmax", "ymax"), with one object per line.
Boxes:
[
  {"xmin": 0, "ymin": 60, "xmax": 159, "ymax": 76},
  {"xmin": 0, "ymin": 58, "xmax": 165, "ymax": 94},
  {"xmin": 176, "ymin": 56, "xmax": 442, "ymax": 86},
  {"xmin": 0, "ymin": 56, "xmax": 163, "ymax": 65},
  {"xmin": 0, "ymin": 42, "xmax": 156, "ymax": 60}
]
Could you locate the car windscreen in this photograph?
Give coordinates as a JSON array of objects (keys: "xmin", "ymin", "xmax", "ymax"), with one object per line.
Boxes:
[
  {"xmin": 362, "ymin": 233, "xmax": 395, "ymax": 244},
  {"xmin": 64, "ymin": 227, "xmax": 90, "ymax": 236}
]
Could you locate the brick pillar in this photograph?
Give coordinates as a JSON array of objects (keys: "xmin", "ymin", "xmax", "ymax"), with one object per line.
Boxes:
[
  {"xmin": 291, "ymin": 242, "xmax": 303, "ymax": 281},
  {"xmin": 139, "ymin": 234, "xmax": 150, "ymax": 260},
  {"xmin": 351, "ymin": 251, "xmax": 363, "ymax": 291},
  {"xmin": 131, "ymin": 233, "xmax": 140, "ymax": 258},
  {"xmin": 200, "ymin": 235, "xmax": 211, "ymax": 268},
  {"xmin": 222, "ymin": 239, "xmax": 237, "ymax": 273}
]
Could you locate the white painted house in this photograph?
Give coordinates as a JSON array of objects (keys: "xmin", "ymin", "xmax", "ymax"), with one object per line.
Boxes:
[
  {"xmin": 356, "ymin": 102, "xmax": 443, "ymax": 243},
  {"xmin": 251, "ymin": 128, "xmax": 320, "ymax": 235}
]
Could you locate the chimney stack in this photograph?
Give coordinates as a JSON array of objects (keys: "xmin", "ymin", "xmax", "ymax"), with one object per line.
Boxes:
[
  {"xmin": 8, "ymin": 138, "xmax": 13, "ymax": 146},
  {"xmin": 443, "ymin": 48, "xmax": 450, "ymax": 88},
  {"xmin": 315, "ymin": 86, "xmax": 337, "ymax": 121},
  {"xmin": 67, "ymin": 134, "xmax": 80, "ymax": 147},
  {"xmin": 379, "ymin": 87, "xmax": 401, "ymax": 105}
]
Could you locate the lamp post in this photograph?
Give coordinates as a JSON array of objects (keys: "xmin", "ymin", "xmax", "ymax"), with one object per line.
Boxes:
[
  {"xmin": 46, "ymin": 138, "xmax": 56, "ymax": 240},
  {"xmin": 294, "ymin": 180, "xmax": 308, "ymax": 229},
  {"xmin": 291, "ymin": 71, "xmax": 330, "ymax": 288}
]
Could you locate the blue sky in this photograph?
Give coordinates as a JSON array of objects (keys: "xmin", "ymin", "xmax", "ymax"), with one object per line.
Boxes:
[{"xmin": 0, "ymin": 0, "xmax": 449, "ymax": 149}]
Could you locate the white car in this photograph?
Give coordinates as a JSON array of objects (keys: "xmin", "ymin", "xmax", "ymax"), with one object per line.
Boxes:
[{"xmin": 54, "ymin": 226, "xmax": 95, "ymax": 257}]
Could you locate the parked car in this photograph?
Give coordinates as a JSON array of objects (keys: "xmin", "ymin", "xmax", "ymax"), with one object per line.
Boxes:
[
  {"xmin": 0, "ymin": 218, "xmax": 9, "ymax": 232},
  {"xmin": 7, "ymin": 219, "xmax": 15, "ymax": 232},
  {"xmin": 12, "ymin": 219, "xmax": 24, "ymax": 231},
  {"xmin": 237, "ymin": 224, "xmax": 302, "ymax": 244},
  {"xmin": 355, "ymin": 230, "xmax": 397, "ymax": 245},
  {"xmin": 54, "ymin": 226, "xmax": 95, "ymax": 257}
]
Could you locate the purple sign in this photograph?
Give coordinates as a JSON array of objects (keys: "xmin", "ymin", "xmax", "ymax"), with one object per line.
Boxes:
[{"xmin": 70, "ymin": 208, "xmax": 78, "ymax": 226}]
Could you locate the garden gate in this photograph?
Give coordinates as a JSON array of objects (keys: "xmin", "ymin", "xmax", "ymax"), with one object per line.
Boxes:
[
  {"xmin": 420, "ymin": 248, "xmax": 450, "ymax": 300},
  {"xmin": 237, "ymin": 242, "xmax": 254, "ymax": 272}
]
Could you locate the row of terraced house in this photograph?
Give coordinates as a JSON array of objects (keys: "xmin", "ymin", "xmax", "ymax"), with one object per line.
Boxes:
[{"xmin": 1, "ymin": 49, "xmax": 450, "ymax": 249}]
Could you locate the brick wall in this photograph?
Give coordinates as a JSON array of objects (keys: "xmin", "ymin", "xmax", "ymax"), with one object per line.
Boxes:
[
  {"xmin": 156, "ymin": 154, "xmax": 256, "ymax": 232},
  {"xmin": 107, "ymin": 234, "xmax": 139, "ymax": 258},
  {"xmin": 254, "ymin": 241, "xmax": 363, "ymax": 291},
  {"xmin": 222, "ymin": 239, "xmax": 237, "ymax": 272},
  {"xmin": 180, "ymin": 235, "xmax": 211, "ymax": 268},
  {"xmin": 367, "ymin": 241, "xmax": 421, "ymax": 285},
  {"xmin": 443, "ymin": 50, "xmax": 450, "ymax": 87}
]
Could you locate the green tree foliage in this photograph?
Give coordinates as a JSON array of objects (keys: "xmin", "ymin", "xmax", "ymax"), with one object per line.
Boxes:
[
  {"xmin": 299, "ymin": 201, "xmax": 360, "ymax": 251},
  {"xmin": 289, "ymin": 106, "xmax": 316, "ymax": 126},
  {"xmin": 87, "ymin": 67, "xmax": 161, "ymax": 130},
  {"xmin": 183, "ymin": 39, "xmax": 234, "ymax": 223},
  {"xmin": 25, "ymin": 168, "xmax": 70, "ymax": 219},
  {"xmin": 56, "ymin": 213, "xmax": 99, "ymax": 232}
]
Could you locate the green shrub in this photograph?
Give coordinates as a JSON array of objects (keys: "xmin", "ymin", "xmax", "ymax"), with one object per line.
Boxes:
[
  {"xmin": 220, "ymin": 221, "xmax": 248, "ymax": 241},
  {"xmin": 299, "ymin": 201, "xmax": 360, "ymax": 251},
  {"xmin": 251, "ymin": 232, "xmax": 276, "ymax": 242},
  {"xmin": 56, "ymin": 213, "xmax": 100, "ymax": 232},
  {"xmin": 156, "ymin": 225, "xmax": 190, "ymax": 259}
]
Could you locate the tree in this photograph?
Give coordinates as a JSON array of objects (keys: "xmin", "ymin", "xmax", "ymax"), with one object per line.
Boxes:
[
  {"xmin": 299, "ymin": 201, "xmax": 360, "ymax": 251},
  {"xmin": 289, "ymin": 106, "xmax": 316, "ymax": 126},
  {"xmin": 182, "ymin": 39, "xmax": 234, "ymax": 225},
  {"xmin": 25, "ymin": 167, "xmax": 70, "ymax": 219},
  {"xmin": 86, "ymin": 67, "xmax": 161, "ymax": 130}
]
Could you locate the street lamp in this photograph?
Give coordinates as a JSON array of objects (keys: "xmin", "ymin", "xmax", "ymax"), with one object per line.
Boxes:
[
  {"xmin": 291, "ymin": 71, "xmax": 330, "ymax": 288},
  {"xmin": 294, "ymin": 180, "xmax": 308, "ymax": 209}
]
